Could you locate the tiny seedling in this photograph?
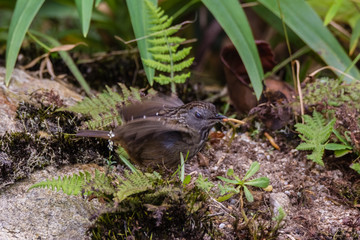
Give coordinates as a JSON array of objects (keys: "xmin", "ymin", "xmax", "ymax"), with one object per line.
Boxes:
[{"xmin": 217, "ymin": 161, "xmax": 269, "ymax": 203}]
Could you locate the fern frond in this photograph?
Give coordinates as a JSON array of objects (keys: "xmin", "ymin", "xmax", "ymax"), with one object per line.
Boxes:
[
  {"xmin": 114, "ymin": 171, "xmax": 155, "ymax": 203},
  {"xmin": 83, "ymin": 169, "xmax": 116, "ymax": 196},
  {"xmin": 28, "ymin": 171, "xmax": 93, "ymax": 196},
  {"xmin": 143, "ymin": 0, "xmax": 194, "ymax": 88},
  {"xmin": 63, "ymin": 84, "xmax": 148, "ymax": 129},
  {"xmin": 295, "ymin": 111, "xmax": 336, "ymax": 166}
]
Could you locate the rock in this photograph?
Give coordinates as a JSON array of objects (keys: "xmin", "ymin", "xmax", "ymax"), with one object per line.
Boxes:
[
  {"xmin": 269, "ymin": 192, "xmax": 291, "ymax": 218},
  {"xmin": 0, "ymin": 164, "xmax": 103, "ymax": 239},
  {"xmin": 0, "ymin": 67, "xmax": 82, "ymax": 134}
]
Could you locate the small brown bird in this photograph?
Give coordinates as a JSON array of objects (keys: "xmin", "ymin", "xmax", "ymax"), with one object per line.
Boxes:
[{"xmin": 76, "ymin": 96, "xmax": 227, "ymax": 167}]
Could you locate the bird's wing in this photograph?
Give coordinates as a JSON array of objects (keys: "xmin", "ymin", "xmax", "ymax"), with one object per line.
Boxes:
[
  {"xmin": 113, "ymin": 118, "xmax": 195, "ymax": 167},
  {"xmin": 113, "ymin": 117, "xmax": 191, "ymax": 142},
  {"xmin": 121, "ymin": 95, "xmax": 184, "ymax": 121}
]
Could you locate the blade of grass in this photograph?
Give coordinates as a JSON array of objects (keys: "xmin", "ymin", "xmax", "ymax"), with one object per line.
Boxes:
[
  {"xmin": 323, "ymin": 0, "xmax": 343, "ymax": 26},
  {"xmin": 258, "ymin": 0, "xmax": 360, "ymax": 82},
  {"xmin": 5, "ymin": 0, "xmax": 45, "ymax": 86},
  {"xmin": 119, "ymin": 154, "xmax": 139, "ymax": 174},
  {"xmin": 29, "ymin": 30, "xmax": 92, "ymax": 96},
  {"xmin": 126, "ymin": 0, "xmax": 156, "ymax": 85},
  {"xmin": 350, "ymin": 19, "xmax": 360, "ymax": 55},
  {"xmin": 75, "ymin": 0, "xmax": 94, "ymax": 37},
  {"xmin": 202, "ymin": 0, "xmax": 264, "ymax": 100},
  {"xmin": 95, "ymin": 0, "xmax": 102, "ymax": 7}
]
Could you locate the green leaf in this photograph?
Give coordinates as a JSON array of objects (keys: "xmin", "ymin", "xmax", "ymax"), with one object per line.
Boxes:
[
  {"xmin": 274, "ymin": 206, "xmax": 286, "ymax": 222},
  {"xmin": 325, "ymin": 143, "xmax": 352, "ymax": 151},
  {"xmin": 75, "ymin": 0, "xmax": 94, "ymax": 37},
  {"xmin": 243, "ymin": 161, "xmax": 260, "ymax": 181},
  {"xmin": 119, "ymin": 154, "xmax": 139, "ymax": 174},
  {"xmin": 334, "ymin": 149, "xmax": 352, "ymax": 158},
  {"xmin": 243, "ymin": 186, "xmax": 254, "ymax": 202},
  {"xmin": 350, "ymin": 163, "xmax": 360, "ymax": 174},
  {"xmin": 245, "ymin": 177, "xmax": 269, "ymax": 188},
  {"xmin": 333, "ymin": 129, "xmax": 350, "ymax": 145},
  {"xmin": 217, "ymin": 192, "xmax": 235, "ymax": 202},
  {"xmin": 202, "ymin": 0, "xmax": 264, "ymax": 100},
  {"xmin": 323, "ymin": 0, "xmax": 343, "ymax": 26},
  {"xmin": 217, "ymin": 176, "xmax": 239, "ymax": 185},
  {"xmin": 350, "ymin": 18, "xmax": 360, "ymax": 55},
  {"xmin": 95, "ymin": 0, "xmax": 102, "ymax": 7},
  {"xmin": 295, "ymin": 112, "xmax": 336, "ymax": 166},
  {"xmin": 126, "ymin": 0, "xmax": 156, "ymax": 85},
  {"xmin": 183, "ymin": 175, "xmax": 191, "ymax": 185},
  {"xmin": 5, "ymin": 0, "xmax": 45, "ymax": 86},
  {"xmin": 258, "ymin": 0, "xmax": 360, "ymax": 82}
]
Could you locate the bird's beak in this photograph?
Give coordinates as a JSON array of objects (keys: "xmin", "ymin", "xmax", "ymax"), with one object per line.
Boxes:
[{"xmin": 215, "ymin": 114, "xmax": 228, "ymax": 121}]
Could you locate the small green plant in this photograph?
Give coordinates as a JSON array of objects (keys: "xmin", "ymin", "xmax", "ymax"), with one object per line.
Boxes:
[
  {"xmin": 217, "ymin": 161, "xmax": 269, "ymax": 203},
  {"xmin": 61, "ymin": 84, "xmax": 155, "ymax": 129},
  {"xmin": 350, "ymin": 163, "xmax": 360, "ymax": 174},
  {"xmin": 28, "ymin": 170, "xmax": 101, "ymax": 196},
  {"xmin": 295, "ymin": 111, "xmax": 336, "ymax": 166},
  {"xmin": 325, "ymin": 129, "xmax": 353, "ymax": 158},
  {"xmin": 29, "ymin": 164, "xmax": 217, "ymax": 238},
  {"xmin": 196, "ymin": 174, "xmax": 215, "ymax": 193},
  {"xmin": 143, "ymin": 0, "xmax": 194, "ymax": 93},
  {"xmin": 28, "ymin": 169, "xmax": 160, "ymax": 204}
]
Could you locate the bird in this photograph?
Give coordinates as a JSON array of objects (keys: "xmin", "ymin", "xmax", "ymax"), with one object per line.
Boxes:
[{"xmin": 76, "ymin": 95, "xmax": 227, "ymax": 167}]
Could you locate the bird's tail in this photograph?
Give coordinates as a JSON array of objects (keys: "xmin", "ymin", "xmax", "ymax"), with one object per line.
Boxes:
[{"xmin": 76, "ymin": 130, "xmax": 110, "ymax": 139}]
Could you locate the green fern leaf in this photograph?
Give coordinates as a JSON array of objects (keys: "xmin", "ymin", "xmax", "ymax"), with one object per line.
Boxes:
[
  {"xmin": 63, "ymin": 84, "xmax": 148, "ymax": 129},
  {"xmin": 295, "ymin": 111, "xmax": 336, "ymax": 166},
  {"xmin": 28, "ymin": 171, "xmax": 93, "ymax": 196},
  {"xmin": 143, "ymin": 0, "xmax": 193, "ymax": 88},
  {"xmin": 114, "ymin": 171, "xmax": 155, "ymax": 203},
  {"xmin": 83, "ymin": 169, "xmax": 116, "ymax": 196}
]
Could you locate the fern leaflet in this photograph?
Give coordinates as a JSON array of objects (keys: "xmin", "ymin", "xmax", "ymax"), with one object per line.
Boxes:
[{"xmin": 295, "ymin": 111, "xmax": 336, "ymax": 166}]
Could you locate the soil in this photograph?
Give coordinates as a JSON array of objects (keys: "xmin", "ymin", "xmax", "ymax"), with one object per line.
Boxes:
[{"xmin": 189, "ymin": 132, "xmax": 360, "ymax": 239}]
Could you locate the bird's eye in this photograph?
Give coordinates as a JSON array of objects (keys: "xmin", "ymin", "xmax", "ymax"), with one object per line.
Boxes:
[{"xmin": 195, "ymin": 111, "xmax": 203, "ymax": 119}]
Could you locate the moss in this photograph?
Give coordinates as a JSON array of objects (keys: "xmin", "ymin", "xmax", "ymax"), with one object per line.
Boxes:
[
  {"xmin": 89, "ymin": 185, "xmax": 217, "ymax": 239},
  {"xmin": 0, "ymin": 101, "xmax": 114, "ymax": 187}
]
